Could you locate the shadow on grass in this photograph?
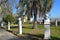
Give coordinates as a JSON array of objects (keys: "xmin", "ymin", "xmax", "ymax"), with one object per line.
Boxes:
[
  {"xmin": 10, "ymin": 26, "xmax": 32, "ymax": 29},
  {"xmin": 51, "ymin": 36, "xmax": 60, "ymax": 40},
  {"xmin": 8, "ymin": 33, "xmax": 43, "ymax": 40},
  {"xmin": 18, "ymin": 33, "xmax": 60, "ymax": 40},
  {"xmin": 22, "ymin": 26, "xmax": 32, "ymax": 29},
  {"xmin": 10, "ymin": 26, "xmax": 18, "ymax": 28},
  {"xmin": 21, "ymin": 33, "xmax": 44, "ymax": 40}
]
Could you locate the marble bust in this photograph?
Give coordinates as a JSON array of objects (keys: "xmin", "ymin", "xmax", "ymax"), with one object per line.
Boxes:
[{"xmin": 44, "ymin": 14, "xmax": 50, "ymax": 25}]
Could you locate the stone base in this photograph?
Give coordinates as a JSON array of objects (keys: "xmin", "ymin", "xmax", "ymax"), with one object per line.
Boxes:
[{"xmin": 44, "ymin": 24, "xmax": 50, "ymax": 40}]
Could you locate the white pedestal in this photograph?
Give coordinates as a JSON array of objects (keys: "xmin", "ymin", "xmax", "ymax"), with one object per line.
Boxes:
[
  {"xmin": 8, "ymin": 22, "xmax": 10, "ymax": 30},
  {"xmin": 44, "ymin": 24, "xmax": 50, "ymax": 39},
  {"xmin": 1, "ymin": 22, "xmax": 3, "ymax": 27},
  {"xmin": 18, "ymin": 18, "xmax": 22, "ymax": 34}
]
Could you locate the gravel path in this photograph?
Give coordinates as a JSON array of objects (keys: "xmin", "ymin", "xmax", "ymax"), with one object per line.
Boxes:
[{"xmin": 0, "ymin": 28, "xmax": 21, "ymax": 40}]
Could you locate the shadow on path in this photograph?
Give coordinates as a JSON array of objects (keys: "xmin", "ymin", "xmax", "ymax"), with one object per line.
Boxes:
[{"xmin": 8, "ymin": 33, "xmax": 60, "ymax": 40}]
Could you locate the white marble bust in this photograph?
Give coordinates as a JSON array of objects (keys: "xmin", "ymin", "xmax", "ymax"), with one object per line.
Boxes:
[
  {"xmin": 44, "ymin": 14, "xmax": 50, "ymax": 24},
  {"xmin": 18, "ymin": 18, "xmax": 21, "ymax": 21}
]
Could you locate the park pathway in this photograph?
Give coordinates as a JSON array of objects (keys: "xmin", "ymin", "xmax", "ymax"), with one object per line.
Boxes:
[
  {"xmin": 0, "ymin": 27, "xmax": 21, "ymax": 40},
  {"xmin": 0, "ymin": 27, "xmax": 40, "ymax": 40}
]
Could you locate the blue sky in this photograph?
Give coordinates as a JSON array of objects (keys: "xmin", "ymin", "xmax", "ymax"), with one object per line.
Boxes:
[
  {"xmin": 12, "ymin": 0, "xmax": 60, "ymax": 18},
  {"xmin": 49, "ymin": 0, "xmax": 60, "ymax": 18}
]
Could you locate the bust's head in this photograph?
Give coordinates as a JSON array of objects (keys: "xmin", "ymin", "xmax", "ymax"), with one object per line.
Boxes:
[
  {"xmin": 44, "ymin": 14, "xmax": 49, "ymax": 20},
  {"xmin": 18, "ymin": 18, "xmax": 21, "ymax": 20},
  {"xmin": 46, "ymin": 14, "xmax": 49, "ymax": 17}
]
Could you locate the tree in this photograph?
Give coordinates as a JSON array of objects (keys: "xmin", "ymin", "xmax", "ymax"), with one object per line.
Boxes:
[
  {"xmin": 0, "ymin": 0, "xmax": 17, "ymax": 22},
  {"xmin": 18, "ymin": 0, "xmax": 53, "ymax": 29},
  {"xmin": 0, "ymin": 0, "xmax": 8, "ymax": 5},
  {"xmin": 0, "ymin": 0, "xmax": 18, "ymax": 27},
  {"xmin": 0, "ymin": 0, "xmax": 8, "ymax": 15},
  {"xmin": 39, "ymin": 0, "xmax": 53, "ymax": 17},
  {"xmin": 0, "ymin": 0, "xmax": 8, "ymax": 27},
  {"xmin": 3, "ymin": 14, "xmax": 15, "ymax": 23}
]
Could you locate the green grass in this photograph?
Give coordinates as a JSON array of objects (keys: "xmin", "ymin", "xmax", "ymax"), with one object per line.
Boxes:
[
  {"xmin": 51, "ymin": 26, "xmax": 60, "ymax": 38},
  {"xmin": 4, "ymin": 23, "xmax": 60, "ymax": 40}
]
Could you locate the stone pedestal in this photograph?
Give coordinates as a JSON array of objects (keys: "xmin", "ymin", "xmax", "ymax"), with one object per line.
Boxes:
[
  {"xmin": 44, "ymin": 14, "xmax": 50, "ymax": 39},
  {"xmin": 18, "ymin": 18, "xmax": 22, "ymax": 34},
  {"xmin": 1, "ymin": 22, "xmax": 3, "ymax": 27},
  {"xmin": 8, "ymin": 22, "xmax": 10, "ymax": 30},
  {"xmin": 44, "ymin": 24, "xmax": 50, "ymax": 39}
]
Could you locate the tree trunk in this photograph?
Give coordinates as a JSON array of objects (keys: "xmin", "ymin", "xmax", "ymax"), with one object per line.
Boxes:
[
  {"xmin": 33, "ymin": 20, "xmax": 37, "ymax": 29},
  {"xmin": 32, "ymin": 13, "xmax": 37, "ymax": 29},
  {"xmin": 32, "ymin": 0, "xmax": 37, "ymax": 29},
  {"xmin": 32, "ymin": 9, "xmax": 37, "ymax": 29}
]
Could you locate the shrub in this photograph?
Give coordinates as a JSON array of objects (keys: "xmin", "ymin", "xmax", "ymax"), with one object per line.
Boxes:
[{"xmin": 3, "ymin": 14, "xmax": 15, "ymax": 23}]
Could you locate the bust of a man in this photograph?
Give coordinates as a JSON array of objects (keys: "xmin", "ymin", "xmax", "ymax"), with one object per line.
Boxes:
[
  {"xmin": 18, "ymin": 18, "xmax": 21, "ymax": 21},
  {"xmin": 44, "ymin": 14, "xmax": 50, "ymax": 24}
]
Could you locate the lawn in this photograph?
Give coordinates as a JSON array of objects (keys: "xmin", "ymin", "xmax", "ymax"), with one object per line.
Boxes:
[{"xmin": 4, "ymin": 23, "xmax": 60, "ymax": 40}]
